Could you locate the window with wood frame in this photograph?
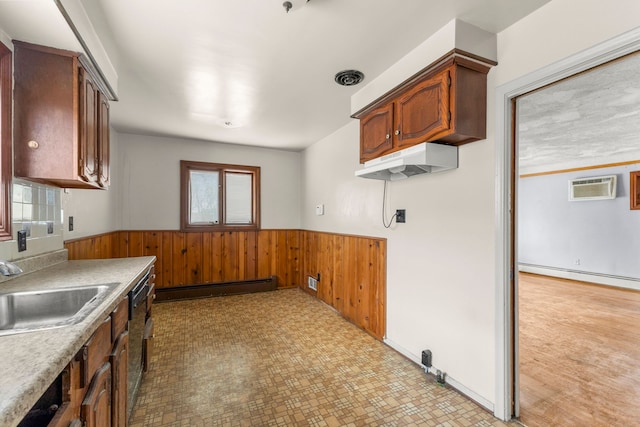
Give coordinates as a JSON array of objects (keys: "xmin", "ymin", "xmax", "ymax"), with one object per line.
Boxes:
[
  {"xmin": 180, "ymin": 160, "xmax": 260, "ymax": 231},
  {"xmin": 0, "ymin": 42, "xmax": 12, "ymax": 241}
]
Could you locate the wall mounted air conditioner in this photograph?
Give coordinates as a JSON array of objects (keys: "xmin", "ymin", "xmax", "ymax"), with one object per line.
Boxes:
[{"xmin": 568, "ymin": 175, "xmax": 617, "ymax": 201}]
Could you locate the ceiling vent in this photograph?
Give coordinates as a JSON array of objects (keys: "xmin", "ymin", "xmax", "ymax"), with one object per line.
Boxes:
[
  {"xmin": 335, "ymin": 70, "xmax": 364, "ymax": 86},
  {"xmin": 569, "ymin": 175, "xmax": 617, "ymax": 201}
]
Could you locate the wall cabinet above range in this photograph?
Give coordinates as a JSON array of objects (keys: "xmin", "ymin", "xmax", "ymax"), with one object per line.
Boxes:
[
  {"xmin": 353, "ymin": 51, "xmax": 496, "ymax": 163},
  {"xmin": 13, "ymin": 41, "xmax": 110, "ymax": 189}
]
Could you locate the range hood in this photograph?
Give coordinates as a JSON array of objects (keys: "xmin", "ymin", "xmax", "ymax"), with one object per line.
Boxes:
[{"xmin": 355, "ymin": 142, "xmax": 458, "ymax": 181}]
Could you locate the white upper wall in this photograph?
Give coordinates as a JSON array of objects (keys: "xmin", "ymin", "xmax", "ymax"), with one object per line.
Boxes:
[
  {"xmin": 303, "ymin": 0, "xmax": 640, "ymax": 413},
  {"xmin": 116, "ymin": 133, "xmax": 302, "ymax": 230},
  {"xmin": 494, "ymin": 0, "xmax": 640, "ymax": 87},
  {"xmin": 0, "ymin": 26, "xmax": 10, "ymax": 49},
  {"xmin": 351, "ymin": 19, "xmax": 497, "ymax": 114}
]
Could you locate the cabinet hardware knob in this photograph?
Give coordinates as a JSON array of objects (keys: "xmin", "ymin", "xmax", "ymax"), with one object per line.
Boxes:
[
  {"xmin": 27, "ymin": 140, "xmax": 39, "ymax": 149},
  {"xmin": 394, "ymin": 129, "xmax": 400, "ymax": 135},
  {"xmin": 385, "ymin": 134, "xmax": 390, "ymax": 139}
]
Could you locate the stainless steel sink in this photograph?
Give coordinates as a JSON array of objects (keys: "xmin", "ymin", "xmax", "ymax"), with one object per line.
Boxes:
[{"xmin": 0, "ymin": 284, "xmax": 116, "ymax": 336}]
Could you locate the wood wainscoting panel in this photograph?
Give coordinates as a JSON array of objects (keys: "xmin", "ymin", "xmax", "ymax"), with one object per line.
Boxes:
[
  {"xmin": 65, "ymin": 232, "xmax": 115, "ymax": 260},
  {"xmin": 65, "ymin": 229, "xmax": 386, "ymax": 339},
  {"xmin": 300, "ymin": 231, "xmax": 386, "ymax": 339}
]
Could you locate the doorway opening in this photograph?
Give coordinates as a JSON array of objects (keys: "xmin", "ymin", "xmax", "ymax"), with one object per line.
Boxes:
[
  {"xmin": 494, "ymin": 26, "xmax": 640, "ymax": 422},
  {"xmin": 514, "ymin": 51, "xmax": 640, "ymax": 425}
]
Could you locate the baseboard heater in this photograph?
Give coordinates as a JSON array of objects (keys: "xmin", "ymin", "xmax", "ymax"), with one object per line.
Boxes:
[{"xmin": 155, "ymin": 276, "xmax": 278, "ymax": 302}]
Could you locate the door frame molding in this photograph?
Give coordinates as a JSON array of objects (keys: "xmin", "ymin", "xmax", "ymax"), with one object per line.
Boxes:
[{"xmin": 494, "ymin": 26, "xmax": 640, "ymax": 421}]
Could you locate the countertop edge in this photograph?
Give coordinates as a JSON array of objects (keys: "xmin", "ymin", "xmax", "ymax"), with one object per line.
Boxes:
[{"xmin": 0, "ymin": 256, "xmax": 156, "ymax": 427}]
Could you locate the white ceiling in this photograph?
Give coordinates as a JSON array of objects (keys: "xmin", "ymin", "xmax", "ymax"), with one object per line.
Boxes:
[
  {"xmin": 518, "ymin": 51, "xmax": 640, "ymax": 175},
  {"xmin": 0, "ymin": 0, "xmax": 552, "ymax": 151}
]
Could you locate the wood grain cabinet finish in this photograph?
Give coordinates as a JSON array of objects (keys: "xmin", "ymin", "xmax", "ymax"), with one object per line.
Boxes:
[
  {"xmin": 360, "ymin": 103, "xmax": 394, "ymax": 162},
  {"xmin": 355, "ymin": 52, "xmax": 494, "ymax": 163},
  {"xmin": 80, "ymin": 66, "xmax": 99, "ymax": 185},
  {"xmin": 27, "ymin": 296, "xmax": 132, "ymax": 427},
  {"xmin": 110, "ymin": 331, "xmax": 128, "ymax": 427},
  {"xmin": 143, "ymin": 270, "xmax": 155, "ymax": 373},
  {"xmin": 81, "ymin": 362, "xmax": 112, "ymax": 427},
  {"xmin": 143, "ymin": 318, "xmax": 154, "ymax": 373},
  {"xmin": 81, "ymin": 317, "xmax": 112, "ymax": 389},
  {"xmin": 394, "ymin": 69, "xmax": 451, "ymax": 149},
  {"xmin": 13, "ymin": 41, "xmax": 110, "ymax": 189},
  {"xmin": 98, "ymin": 92, "xmax": 111, "ymax": 187}
]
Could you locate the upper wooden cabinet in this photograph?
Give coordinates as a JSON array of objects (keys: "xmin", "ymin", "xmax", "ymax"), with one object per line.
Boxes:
[
  {"xmin": 360, "ymin": 103, "xmax": 394, "ymax": 161},
  {"xmin": 354, "ymin": 52, "xmax": 495, "ymax": 163},
  {"xmin": 13, "ymin": 41, "xmax": 110, "ymax": 189}
]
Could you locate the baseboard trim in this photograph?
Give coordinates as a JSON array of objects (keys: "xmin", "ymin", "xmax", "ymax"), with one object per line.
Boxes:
[
  {"xmin": 518, "ymin": 264, "xmax": 640, "ymax": 291},
  {"xmin": 383, "ymin": 339, "xmax": 494, "ymax": 413},
  {"xmin": 156, "ymin": 276, "xmax": 278, "ymax": 302}
]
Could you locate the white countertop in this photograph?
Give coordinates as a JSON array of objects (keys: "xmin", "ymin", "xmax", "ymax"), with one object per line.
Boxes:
[{"xmin": 0, "ymin": 256, "xmax": 156, "ymax": 427}]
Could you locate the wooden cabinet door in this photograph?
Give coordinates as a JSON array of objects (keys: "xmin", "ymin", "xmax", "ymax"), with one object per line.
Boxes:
[
  {"xmin": 394, "ymin": 69, "xmax": 450, "ymax": 148},
  {"xmin": 143, "ymin": 317, "xmax": 154, "ymax": 373},
  {"xmin": 79, "ymin": 67, "xmax": 98, "ymax": 184},
  {"xmin": 98, "ymin": 91, "xmax": 110, "ymax": 187},
  {"xmin": 360, "ymin": 103, "xmax": 394, "ymax": 163},
  {"xmin": 110, "ymin": 331, "xmax": 129, "ymax": 427},
  {"xmin": 81, "ymin": 362, "xmax": 112, "ymax": 427},
  {"xmin": 81, "ymin": 317, "xmax": 112, "ymax": 388}
]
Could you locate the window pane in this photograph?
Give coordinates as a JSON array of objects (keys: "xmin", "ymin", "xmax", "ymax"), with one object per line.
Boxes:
[
  {"xmin": 189, "ymin": 170, "xmax": 219, "ymax": 224},
  {"xmin": 225, "ymin": 172, "xmax": 252, "ymax": 224}
]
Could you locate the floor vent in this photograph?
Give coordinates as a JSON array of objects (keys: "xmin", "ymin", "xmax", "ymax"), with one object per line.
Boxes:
[{"xmin": 569, "ymin": 175, "xmax": 617, "ymax": 201}]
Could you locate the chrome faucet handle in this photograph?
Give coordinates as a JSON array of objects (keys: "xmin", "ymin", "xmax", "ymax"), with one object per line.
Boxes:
[{"xmin": 0, "ymin": 261, "xmax": 23, "ymax": 276}]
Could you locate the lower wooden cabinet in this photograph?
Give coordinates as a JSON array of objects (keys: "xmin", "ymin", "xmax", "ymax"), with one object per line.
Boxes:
[
  {"xmin": 142, "ymin": 318, "xmax": 154, "ymax": 373},
  {"xmin": 21, "ymin": 295, "xmax": 131, "ymax": 427},
  {"xmin": 81, "ymin": 362, "xmax": 112, "ymax": 427},
  {"xmin": 110, "ymin": 331, "xmax": 129, "ymax": 427}
]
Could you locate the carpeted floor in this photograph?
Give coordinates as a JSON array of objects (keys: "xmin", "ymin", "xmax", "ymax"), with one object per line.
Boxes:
[{"xmin": 129, "ymin": 288, "xmax": 511, "ymax": 426}]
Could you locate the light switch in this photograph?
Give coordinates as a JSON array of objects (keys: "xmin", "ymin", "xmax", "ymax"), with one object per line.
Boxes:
[{"xmin": 315, "ymin": 204, "xmax": 324, "ymax": 216}]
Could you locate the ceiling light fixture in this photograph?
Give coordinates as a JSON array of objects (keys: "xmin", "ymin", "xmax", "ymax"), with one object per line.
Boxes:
[{"xmin": 334, "ymin": 70, "xmax": 365, "ymax": 86}]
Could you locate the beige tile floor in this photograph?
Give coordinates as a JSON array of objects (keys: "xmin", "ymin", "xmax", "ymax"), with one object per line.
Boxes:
[{"xmin": 130, "ymin": 288, "xmax": 512, "ymax": 427}]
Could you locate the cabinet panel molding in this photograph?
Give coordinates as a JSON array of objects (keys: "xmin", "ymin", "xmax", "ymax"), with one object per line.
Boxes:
[
  {"xmin": 353, "ymin": 50, "xmax": 494, "ymax": 163},
  {"xmin": 13, "ymin": 41, "xmax": 110, "ymax": 189}
]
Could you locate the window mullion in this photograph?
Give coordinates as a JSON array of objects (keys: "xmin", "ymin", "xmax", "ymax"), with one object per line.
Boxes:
[{"xmin": 219, "ymin": 169, "xmax": 225, "ymax": 226}]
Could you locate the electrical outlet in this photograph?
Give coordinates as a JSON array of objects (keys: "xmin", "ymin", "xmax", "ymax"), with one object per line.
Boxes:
[
  {"xmin": 17, "ymin": 230, "xmax": 27, "ymax": 252},
  {"xmin": 396, "ymin": 209, "xmax": 406, "ymax": 223},
  {"xmin": 69, "ymin": 216, "xmax": 74, "ymax": 231}
]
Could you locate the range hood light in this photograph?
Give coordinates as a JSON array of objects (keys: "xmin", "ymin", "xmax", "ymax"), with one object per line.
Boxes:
[{"xmin": 390, "ymin": 172, "xmax": 408, "ymax": 181}]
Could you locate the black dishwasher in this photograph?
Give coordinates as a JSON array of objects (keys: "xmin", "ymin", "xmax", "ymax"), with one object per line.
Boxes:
[{"xmin": 127, "ymin": 269, "xmax": 151, "ymax": 418}]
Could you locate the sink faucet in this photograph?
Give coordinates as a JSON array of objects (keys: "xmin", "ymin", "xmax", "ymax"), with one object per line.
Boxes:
[{"xmin": 0, "ymin": 261, "xmax": 22, "ymax": 276}]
